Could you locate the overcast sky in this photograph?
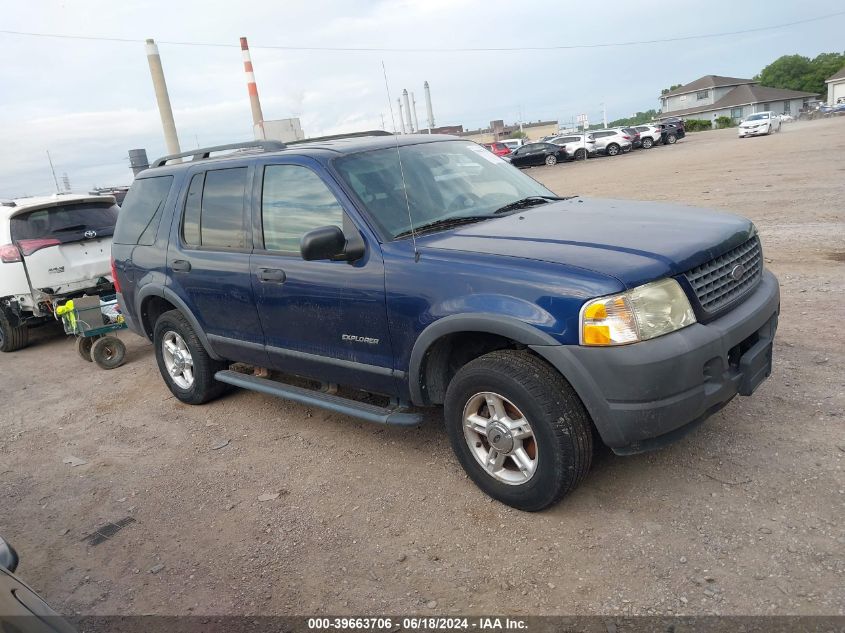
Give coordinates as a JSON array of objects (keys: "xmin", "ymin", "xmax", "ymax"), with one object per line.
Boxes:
[{"xmin": 1, "ymin": 0, "xmax": 842, "ymax": 197}]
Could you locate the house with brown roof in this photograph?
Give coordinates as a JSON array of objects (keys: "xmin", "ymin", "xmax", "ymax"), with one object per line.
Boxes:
[
  {"xmin": 825, "ymin": 66, "xmax": 845, "ymax": 104},
  {"xmin": 658, "ymin": 75, "xmax": 817, "ymax": 123}
]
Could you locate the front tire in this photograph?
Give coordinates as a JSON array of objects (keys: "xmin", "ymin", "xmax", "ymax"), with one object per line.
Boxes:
[
  {"xmin": 153, "ymin": 310, "xmax": 228, "ymax": 404},
  {"xmin": 91, "ymin": 336, "xmax": 126, "ymax": 370},
  {"xmin": 574, "ymin": 148, "xmax": 587, "ymax": 160},
  {"xmin": 0, "ymin": 311, "xmax": 29, "ymax": 352},
  {"xmin": 444, "ymin": 350, "xmax": 593, "ymax": 511}
]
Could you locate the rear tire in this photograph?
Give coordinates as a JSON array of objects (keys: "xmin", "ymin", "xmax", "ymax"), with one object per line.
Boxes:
[
  {"xmin": 154, "ymin": 310, "xmax": 228, "ymax": 404},
  {"xmin": 606, "ymin": 143, "xmax": 620, "ymax": 156},
  {"xmin": 545, "ymin": 154, "xmax": 557, "ymax": 166},
  {"xmin": 76, "ymin": 335, "xmax": 101, "ymax": 361},
  {"xmin": 0, "ymin": 311, "xmax": 29, "ymax": 352},
  {"xmin": 666, "ymin": 133, "xmax": 677, "ymax": 144},
  {"xmin": 444, "ymin": 350, "xmax": 593, "ymax": 511},
  {"xmin": 91, "ymin": 336, "xmax": 126, "ymax": 370},
  {"xmin": 641, "ymin": 137, "xmax": 653, "ymax": 149}
]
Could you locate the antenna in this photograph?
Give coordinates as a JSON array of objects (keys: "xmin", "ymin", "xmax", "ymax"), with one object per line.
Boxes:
[
  {"xmin": 381, "ymin": 61, "xmax": 419, "ymax": 261},
  {"xmin": 46, "ymin": 150, "xmax": 60, "ymax": 194}
]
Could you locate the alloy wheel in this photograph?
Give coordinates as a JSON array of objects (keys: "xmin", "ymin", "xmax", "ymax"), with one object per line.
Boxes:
[
  {"xmin": 462, "ymin": 391, "xmax": 538, "ymax": 485},
  {"xmin": 162, "ymin": 331, "xmax": 194, "ymax": 389}
]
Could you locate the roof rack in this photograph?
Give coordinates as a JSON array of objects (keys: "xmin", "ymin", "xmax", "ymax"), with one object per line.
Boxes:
[
  {"xmin": 150, "ymin": 140, "xmax": 286, "ymax": 168},
  {"xmin": 286, "ymin": 130, "xmax": 392, "ymax": 145}
]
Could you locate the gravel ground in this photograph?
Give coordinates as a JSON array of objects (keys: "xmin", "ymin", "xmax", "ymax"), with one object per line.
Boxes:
[{"xmin": 1, "ymin": 118, "xmax": 843, "ymax": 617}]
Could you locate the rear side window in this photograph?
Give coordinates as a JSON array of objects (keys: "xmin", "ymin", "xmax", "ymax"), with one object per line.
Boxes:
[
  {"xmin": 114, "ymin": 176, "xmax": 173, "ymax": 245},
  {"xmin": 261, "ymin": 165, "xmax": 344, "ymax": 253},
  {"xmin": 12, "ymin": 201, "xmax": 119, "ymax": 244},
  {"xmin": 182, "ymin": 168, "xmax": 248, "ymax": 249}
]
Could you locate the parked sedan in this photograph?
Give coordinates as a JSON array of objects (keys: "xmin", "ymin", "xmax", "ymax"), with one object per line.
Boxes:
[
  {"xmin": 590, "ymin": 129, "xmax": 633, "ymax": 156},
  {"xmin": 738, "ymin": 111, "xmax": 781, "ymax": 137},
  {"xmin": 482, "ymin": 142, "xmax": 512, "ymax": 157},
  {"xmin": 507, "ymin": 143, "xmax": 568, "ymax": 167},
  {"xmin": 549, "ymin": 133, "xmax": 598, "ymax": 160}
]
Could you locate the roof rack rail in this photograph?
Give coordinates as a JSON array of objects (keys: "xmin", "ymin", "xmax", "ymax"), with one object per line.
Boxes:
[
  {"xmin": 150, "ymin": 140, "xmax": 286, "ymax": 168},
  {"xmin": 286, "ymin": 130, "xmax": 393, "ymax": 145}
]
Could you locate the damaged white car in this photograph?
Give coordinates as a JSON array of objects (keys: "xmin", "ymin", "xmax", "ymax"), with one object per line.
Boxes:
[{"xmin": 0, "ymin": 194, "xmax": 117, "ymax": 352}]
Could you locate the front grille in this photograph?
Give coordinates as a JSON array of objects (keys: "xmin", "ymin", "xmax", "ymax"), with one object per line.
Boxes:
[{"xmin": 684, "ymin": 235, "xmax": 762, "ymax": 314}]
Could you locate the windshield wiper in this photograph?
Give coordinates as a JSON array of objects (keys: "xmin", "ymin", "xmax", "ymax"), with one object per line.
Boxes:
[
  {"xmin": 492, "ymin": 195, "xmax": 569, "ymax": 215},
  {"xmin": 394, "ymin": 215, "xmax": 493, "ymax": 239}
]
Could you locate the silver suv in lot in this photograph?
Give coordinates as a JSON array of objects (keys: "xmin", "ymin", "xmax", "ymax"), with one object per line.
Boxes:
[
  {"xmin": 549, "ymin": 133, "xmax": 598, "ymax": 160},
  {"xmin": 590, "ymin": 129, "xmax": 633, "ymax": 156},
  {"xmin": 632, "ymin": 125, "xmax": 662, "ymax": 149}
]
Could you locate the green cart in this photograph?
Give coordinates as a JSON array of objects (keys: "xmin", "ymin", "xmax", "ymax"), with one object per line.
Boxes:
[{"xmin": 56, "ymin": 294, "xmax": 127, "ymax": 369}]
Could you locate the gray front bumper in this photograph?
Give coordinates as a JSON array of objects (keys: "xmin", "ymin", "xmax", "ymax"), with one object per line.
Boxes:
[{"xmin": 532, "ymin": 269, "xmax": 780, "ymax": 454}]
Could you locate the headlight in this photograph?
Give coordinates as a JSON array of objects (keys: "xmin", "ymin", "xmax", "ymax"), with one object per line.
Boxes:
[{"xmin": 580, "ymin": 278, "xmax": 696, "ymax": 346}]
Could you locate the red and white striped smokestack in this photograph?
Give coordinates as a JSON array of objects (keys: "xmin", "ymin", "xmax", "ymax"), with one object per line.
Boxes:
[{"xmin": 240, "ymin": 36, "xmax": 265, "ymax": 139}]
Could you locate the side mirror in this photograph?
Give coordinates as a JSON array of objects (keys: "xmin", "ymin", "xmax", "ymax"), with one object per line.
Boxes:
[
  {"xmin": 300, "ymin": 225, "xmax": 364, "ymax": 262},
  {"xmin": 0, "ymin": 536, "xmax": 19, "ymax": 573}
]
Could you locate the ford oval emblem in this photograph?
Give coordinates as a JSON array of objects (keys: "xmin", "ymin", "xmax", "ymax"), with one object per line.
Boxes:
[
  {"xmin": 84, "ymin": 230, "xmax": 97, "ymax": 239},
  {"xmin": 730, "ymin": 264, "xmax": 745, "ymax": 281}
]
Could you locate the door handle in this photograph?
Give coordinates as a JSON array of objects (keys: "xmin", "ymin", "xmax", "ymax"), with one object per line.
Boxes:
[
  {"xmin": 258, "ymin": 268, "xmax": 286, "ymax": 283},
  {"xmin": 171, "ymin": 259, "xmax": 191, "ymax": 273}
]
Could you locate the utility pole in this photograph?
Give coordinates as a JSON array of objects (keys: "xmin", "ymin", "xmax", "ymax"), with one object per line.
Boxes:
[
  {"xmin": 380, "ymin": 113, "xmax": 386, "ymax": 130},
  {"xmin": 46, "ymin": 151, "xmax": 60, "ymax": 194},
  {"xmin": 601, "ymin": 102, "xmax": 608, "ymax": 129}
]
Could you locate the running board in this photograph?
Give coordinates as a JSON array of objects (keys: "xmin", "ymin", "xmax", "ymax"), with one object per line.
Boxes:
[{"xmin": 214, "ymin": 370, "xmax": 423, "ymax": 427}]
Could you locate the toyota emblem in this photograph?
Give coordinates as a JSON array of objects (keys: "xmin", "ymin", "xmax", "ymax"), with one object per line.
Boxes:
[
  {"xmin": 730, "ymin": 264, "xmax": 745, "ymax": 281},
  {"xmin": 84, "ymin": 230, "xmax": 97, "ymax": 239}
]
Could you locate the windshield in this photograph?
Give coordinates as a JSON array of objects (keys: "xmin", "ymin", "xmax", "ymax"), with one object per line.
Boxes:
[
  {"xmin": 747, "ymin": 113, "xmax": 770, "ymax": 121},
  {"xmin": 334, "ymin": 140, "xmax": 556, "ymax": 240}
]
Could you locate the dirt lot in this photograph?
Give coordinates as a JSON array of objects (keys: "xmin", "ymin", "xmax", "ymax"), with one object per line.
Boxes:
[{"xmin": 1, "ymin": 118, "xmax": 843, "ymax": 617}]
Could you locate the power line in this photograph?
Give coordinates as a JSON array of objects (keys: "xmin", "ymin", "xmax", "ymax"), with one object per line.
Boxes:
[{"xmin": 1, "ymin": 10, "xmax": 843, "ymax": 53}]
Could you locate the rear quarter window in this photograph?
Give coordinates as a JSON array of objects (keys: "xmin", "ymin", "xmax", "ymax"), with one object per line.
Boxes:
[{"xmin": 114, "ymin": 176, "xmax": 174, "ymax": 245}]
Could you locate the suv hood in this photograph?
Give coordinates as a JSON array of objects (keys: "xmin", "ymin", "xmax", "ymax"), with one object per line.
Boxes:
[{"xmin": 418, "ymin": 197, "xmax": 754, "ymax": 288}]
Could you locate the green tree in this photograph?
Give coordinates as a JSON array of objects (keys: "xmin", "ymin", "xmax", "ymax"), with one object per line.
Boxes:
[
  {"xmin": 607, "ymin": 109, "xmax": 659, "ymax": 127},
  {"xmin": 660, "ymin": 83, "xmax": 682, "ymax": 95},
  {"xmin": 759, "ymin": 52, "xmax": 845, "ymax": 96}
]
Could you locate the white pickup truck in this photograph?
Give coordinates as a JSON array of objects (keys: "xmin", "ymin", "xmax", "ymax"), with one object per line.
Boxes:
[{"xmin": 0, "ymin": 194, "xmax": 118, "ymax": 352}]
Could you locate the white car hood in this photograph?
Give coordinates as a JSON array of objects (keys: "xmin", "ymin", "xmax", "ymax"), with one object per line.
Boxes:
[{"xmin": 740, "ymin": 119, "xmax": 770, "ymax": 128}]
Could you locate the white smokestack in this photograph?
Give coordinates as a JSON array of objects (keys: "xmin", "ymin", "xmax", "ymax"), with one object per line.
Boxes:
[
  {"xmin": 145, "ymin": 39, "xmax": 180, "ymax": 155},
  {"xmin": 402, "ymin": 89, "xmax": 413, "ymax": 133},
  {"xmin": 411, "ymin": 92, "xmax": 420, "ymax": 134},
  {"xmin": 424, "ymin": 80, "xmax": 435, "ymax": 130},
  {"xmin": 397, "ymin": 98, "xmax": 406, "ymax": 134}
]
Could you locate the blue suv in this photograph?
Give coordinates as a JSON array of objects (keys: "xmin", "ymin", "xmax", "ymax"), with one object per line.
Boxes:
[{"xmin": 112, "ymin": 134, "xmax": 779, "ymax": 511}]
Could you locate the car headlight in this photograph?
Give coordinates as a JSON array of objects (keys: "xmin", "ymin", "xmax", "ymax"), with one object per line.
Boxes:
[{"xmin": 580, "ymin": 278, "xmax": 696, "ymax": 346}]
